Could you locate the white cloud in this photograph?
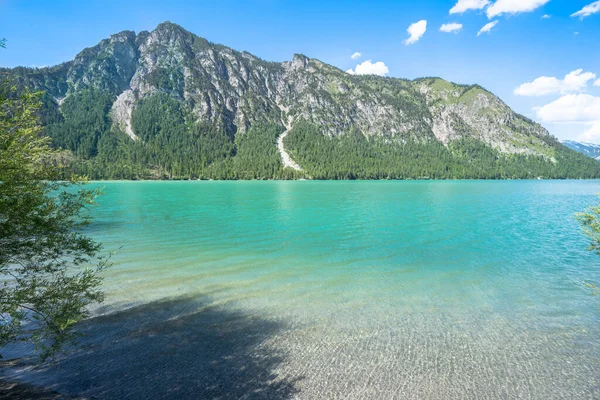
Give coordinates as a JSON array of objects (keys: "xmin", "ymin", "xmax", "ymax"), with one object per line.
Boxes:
[
  {"xmin": 486, "ymin": 0, "xmax": 550, "ymax": 18},
  {"xmin": 595, "ymin": 79, "xmax": 600, "ymax": 87},
  {"xmin": 450, "ymin": 0, "xmax": 490, "ymax": 14},
  {"xmin": 536, "ymin": 94, "xmax": 600, "ymax": 142},
  {"xmin": 404, "ymin": 20, "xmax": 427, "ymax": 45},
  {"xmin": 572, "ymin": 1, "xmax": 600, "ymax": 18},
  {"xmin": 351, "ymin": 52, "xmax": 362, "ymax": 60},
  {"xmin": 514, "ymin": 69, "xmax": 597, "ymax": 96},
  {"xmin": 346, "ymin": 60, "xmax": 389, "ymax": 76},
  {"xmin": 541, "ymin": 14, "xmax": 551, "ymax": 19},
  {"xmin": 477, "ymin": 21, "xmax": 499, "ymax": 36},
  {"xmin": 536, "ymin": 94, "xmax": 600, "ymax": 123},
  {"xmin": 578, "ymin": 121, "xmax": 600, "ymax": 142},
  {"xmin": 440, "ymin": 23, "xmax": 464, "ymax": 33}
]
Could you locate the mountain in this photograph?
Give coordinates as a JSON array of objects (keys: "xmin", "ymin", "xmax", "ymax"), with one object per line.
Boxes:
[
  {"xmin": 2, "ymin": 22, "xmax": 599, "ymax": 180},
  {"xmin": 561, "ymin": 140, "xmax": 600, "ymax": 161}
]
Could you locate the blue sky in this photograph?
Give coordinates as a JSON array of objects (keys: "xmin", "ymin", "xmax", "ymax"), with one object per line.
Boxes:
[{"xmin": 1, "ymin": 0, "xmax": 599, "ymax": 142}]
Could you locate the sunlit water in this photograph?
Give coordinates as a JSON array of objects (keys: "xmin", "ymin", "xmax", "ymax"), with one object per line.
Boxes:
[{"xmin": 3, "ymin": 181, "xmax": 600, "ymax": 399}]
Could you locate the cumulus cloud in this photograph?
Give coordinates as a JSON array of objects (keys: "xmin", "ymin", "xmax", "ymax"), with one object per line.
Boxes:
[
  {"xmin": 477, "ymin": 21, "xmax": 498, "ymax": 36},
  {"xmin": 514, "ymin": 69, "xmax": 597, "ymax": 96},
  {"xmin": 595, "ymin": 79, "xmax": 600, "ymax": 87},
  {"xmin": 578, "ymin": 121, "xmax": 600, "ymax": 143},
  {"xmin": 346, "ymin": 60, "xmax": 389, "ymax": 76},
  {"xmin": 536, "ymin": 94, "xmax": 600, "ymax": 142},
  {"xmin": 541, "ymin": 14, "xmax": 551, "ymax": 19},
  {"xmin": 536, "ymin": 94, "xmax": 600, "ymax": 123},
  {"xmin": 404, "ymin": 20, "xmax": 427, "ymax": 45},
  {"xmin": 449, "ymin": 0, "xmax": 490, "ymax": 14},
  {"xmin": 351, "ymin": 52, "xmax": 362, "ymax": 60},
  {"xmin": 572, "ymin": 1, "xmax": 600, "ymax": 18},
  {"xmin": 486, "ymin": 0, "xmax": 550, "ymax": 18},
  {"xmin": 440, "ymin": 23, "xmax": 464, "ymax": 33}
]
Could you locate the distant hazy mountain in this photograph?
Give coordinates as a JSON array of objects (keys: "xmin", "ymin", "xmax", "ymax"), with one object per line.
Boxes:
[
  {"xmin": 1, "ymin": 22, "xmax": 599, "ymax": 180},
  {"xmin": 561, "ymin": 140, "xmax": 600, "ymax": 161}
]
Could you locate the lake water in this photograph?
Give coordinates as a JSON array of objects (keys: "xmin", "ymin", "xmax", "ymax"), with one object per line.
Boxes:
[{"xmin": 3, "ymin": 181, "xmax": 600, "ymax": 399}]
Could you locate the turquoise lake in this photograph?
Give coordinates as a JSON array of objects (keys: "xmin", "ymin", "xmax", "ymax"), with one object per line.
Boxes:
[{"xmin": 4, "ymin": 181, "xmax": 600, "ymax": 399}]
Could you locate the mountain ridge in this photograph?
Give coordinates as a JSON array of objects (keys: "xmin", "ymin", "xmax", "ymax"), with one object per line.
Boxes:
[
  {"xmin": 561, "ymin": 140, "xmax": 600, "ymax": 161},
  {"xmin": 2, "ymin": 21, "xmax": 599, "ymax": 180}
]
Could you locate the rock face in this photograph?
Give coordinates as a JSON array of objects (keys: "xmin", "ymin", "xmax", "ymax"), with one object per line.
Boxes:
[{"xmin": 1, "ymin": 21, "xmax": 557, "ymax": 158}]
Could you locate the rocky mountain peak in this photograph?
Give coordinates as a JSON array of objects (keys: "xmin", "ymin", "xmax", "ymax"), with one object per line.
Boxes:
[
  {"xmin": 109, "ymin": 30, "xmax": 137, "ymax": 44},
  {"xmin": 1, "ymin": 22, "xmax": 562, "ymax": 159},
  {"xmin": 146, "ymin": 21, "xmax": 193, "ymax": 48},
  {"xmin": 290, "ymin": 54, "xmax": 310, "ymax": 70}
]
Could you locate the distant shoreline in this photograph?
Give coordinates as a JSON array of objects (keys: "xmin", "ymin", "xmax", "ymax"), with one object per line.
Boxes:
[{"xmin": 83, "ymin": 178, "xmax": 600, "ymax": 182}]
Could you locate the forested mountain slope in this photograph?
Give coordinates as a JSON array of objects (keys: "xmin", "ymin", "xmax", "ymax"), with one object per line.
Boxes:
[{"xmin": 2, "ymin": 22, "xmax": 598, "ymax": 179}]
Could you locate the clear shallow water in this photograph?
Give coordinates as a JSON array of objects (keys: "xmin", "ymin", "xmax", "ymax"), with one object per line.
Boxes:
[{"xmin": 3, "ymin": 181, "xmax": 600, "ymax": 399}]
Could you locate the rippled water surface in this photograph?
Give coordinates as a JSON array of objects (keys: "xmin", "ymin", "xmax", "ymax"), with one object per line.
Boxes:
[{"xmin": 4, "ymin": 181, "xmax": 600, "ymax": 399}]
